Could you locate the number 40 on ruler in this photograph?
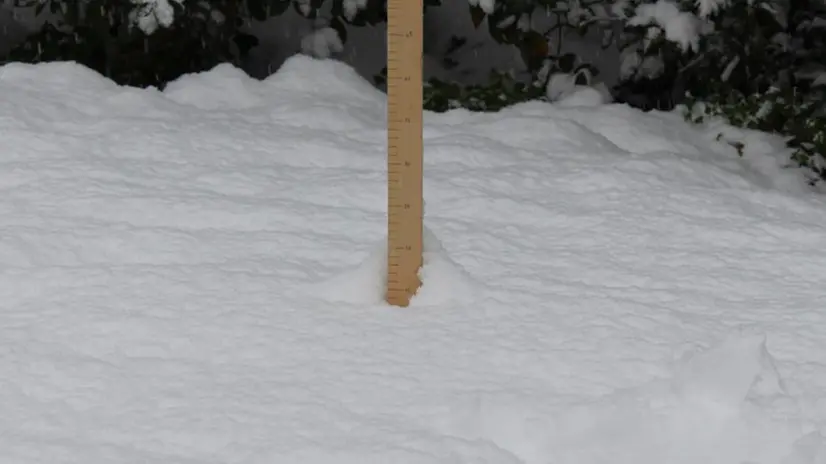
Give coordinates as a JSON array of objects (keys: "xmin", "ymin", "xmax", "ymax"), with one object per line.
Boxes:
[{"xmin": 385, "ymin": 0, "xmax": 423, "ymax": 307}]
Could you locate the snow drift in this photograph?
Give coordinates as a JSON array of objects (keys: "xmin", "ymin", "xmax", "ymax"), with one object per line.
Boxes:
[{"xmin": 1, "ymin": 56, "xmax": 825, "ymax": 464}]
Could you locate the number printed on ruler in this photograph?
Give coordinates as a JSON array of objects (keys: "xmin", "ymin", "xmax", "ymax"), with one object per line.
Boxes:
[{"xmin": 385, "ymin": 0, "xmax": 424, "ymax": 307}]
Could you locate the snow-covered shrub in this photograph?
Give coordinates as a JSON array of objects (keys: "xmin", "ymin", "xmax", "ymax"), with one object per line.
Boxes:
[
  {"xmin": 3, "ymin": 0, "xmax": 259, "ymax": 88},
  {"xmin": 4, "ymin": 0, "xmax": 602, "ymax": 111},
  {"xmin": 416, "ymin": 0, "xmax": 611, "ymax": 111},
  {"xmin": 2, "ymin": 0, "xmax": 435, "ymax": 88},
  {"xmin": 300, "ymin": 20, "xmax": 344, "ymax": 58},
  {"xmin": 613, "ymin": 0, "xmax": 826, "ymax": 183},
  {"xmin": 424, "ymin": 70, "xmax": 547, "ymax": 112},
  {"xmin": 685, "ymin": 86, "xmax": 826, "ymax": 184}
]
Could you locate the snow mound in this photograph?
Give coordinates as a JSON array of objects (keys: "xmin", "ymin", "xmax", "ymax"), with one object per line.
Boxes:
[
  {"xmin": 161, "ymin": 56, "xmax": 385, "ymax": 111},
  {"xmin": 1, "ymin": 56, "xmax": 826, "ymax": 463},
  {"xmin": 439, "ymin": 333, "xmax": 819, "ymax": 464},
  {"xmin": 674, "ymin": 331, "xmax": 786, "ymax": 407},
  {"xmin": 555, "ymin": 85, "xmax": 612, "ymax": 107},
  {"xmin": 315, "ymin": 225, "xmax": 483, "ymax": 306},
  {"xmin": 163, "ymin": 63, "xmax": 266, "ymax": 110},
  {"xmin": 264, "ymin": 54, "xmax": 386, "ymax": 105},
  {"xmin": 0, "ymin": 60, "xmax": 117, "ymax": 94}
]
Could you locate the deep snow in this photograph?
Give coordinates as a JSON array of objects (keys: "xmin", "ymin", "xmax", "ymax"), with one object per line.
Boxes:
[{"xmin": 1, "ymin": 56, "xmax": 825, "ymax": 464}]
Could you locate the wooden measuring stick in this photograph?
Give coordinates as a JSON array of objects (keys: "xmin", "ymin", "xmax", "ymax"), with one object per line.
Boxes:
[{"xmin": 385, "ymin": 0, "xmax": 424, "ymax": 307}]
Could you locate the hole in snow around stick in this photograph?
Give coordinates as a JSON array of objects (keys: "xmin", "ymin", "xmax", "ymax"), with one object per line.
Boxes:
[{"xmin": 312, "ymin": 225, "xmax": 483, "ymax": 306}]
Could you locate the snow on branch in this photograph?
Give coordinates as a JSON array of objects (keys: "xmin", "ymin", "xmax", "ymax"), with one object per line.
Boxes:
[
  {"xmin": 130, "ymin": 0, "xmax": 182, "ymax": 35},
  {"xmin": 628, "ymin": 0, "xmax": 704, "ymax": 52}
]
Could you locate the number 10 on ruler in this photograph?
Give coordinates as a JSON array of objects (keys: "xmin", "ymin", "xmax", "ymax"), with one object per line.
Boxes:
[{"xmin": 385, "ymin": 0, "xmax": 423, "ymax": 307}]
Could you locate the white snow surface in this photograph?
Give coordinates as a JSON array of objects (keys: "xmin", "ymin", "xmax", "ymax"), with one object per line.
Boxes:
[{"xmin": 2, "ymin": 56, "xmax": 826, "ymax": 464}]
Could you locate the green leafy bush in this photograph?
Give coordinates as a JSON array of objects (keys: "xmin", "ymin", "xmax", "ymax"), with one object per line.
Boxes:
[
  {"xmin": 613, "ymin": 0, "xmax": 826, "ymax": 183},
  {"xmin": 685, "ymin": 86, "xmax": 826, "ymax": 184},
  {"xmin": 4, "ymin": 0, "xmax": 259, "ymax": 88}
]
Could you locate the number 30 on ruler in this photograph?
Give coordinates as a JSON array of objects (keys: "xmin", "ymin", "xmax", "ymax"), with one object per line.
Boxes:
[{"xmin": 385, "ymin": 0, "xmax": 423, "ymax": 307}]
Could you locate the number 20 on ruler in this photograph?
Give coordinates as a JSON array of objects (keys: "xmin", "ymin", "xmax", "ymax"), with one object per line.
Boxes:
[{"xmin": 385, "ymin": 0, "xmax": 423, "ymax": 307}]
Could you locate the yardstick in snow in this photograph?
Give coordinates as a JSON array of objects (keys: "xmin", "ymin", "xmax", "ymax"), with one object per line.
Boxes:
[{"xmin": 385, "ymin": 0, "xmax": 423, "ymax": 307}]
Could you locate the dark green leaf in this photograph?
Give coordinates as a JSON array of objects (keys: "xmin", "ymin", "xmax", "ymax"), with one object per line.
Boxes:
[
  {"xmin": 557, "ymin": 53, "xmax": 577, "ymax": 73},
  {"xmin": 247, "ymin": 0, "xmax": 267, "ymax": 21},
  {"xmin": 373, "ymin": 66, "xmax": 387, "ymax": 86},
  {"xmin": 519, "ymin": 30, "xmax": 548, "ymax": 71},
  {"xmin": 330, "ymin": 0, "xmax": 342, "ymax": 16},
  {"xmin": 600, "ymin": 28, "xmax": 613, "ymax": 49},
  {"xmin": 470, "ymin": 4, "xmax": 485, "ymax": 28},
  {"xmin": 233, "ymin": 32, "xmax": 259, "ymax": 57},
  {"xmin": 444, "ymin": 35, "xmax": 466, "ymax": 55},
  {"xmin": 330, "ymin": 16, "xmax": 348, "ymax": 43},
  {"xmin": 341, "ymin": 0, "xmax": 386, "ymax": 26},
  {"xmin": 269, "ymin": 0, "xmax": 291, "ymax": 16}
]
